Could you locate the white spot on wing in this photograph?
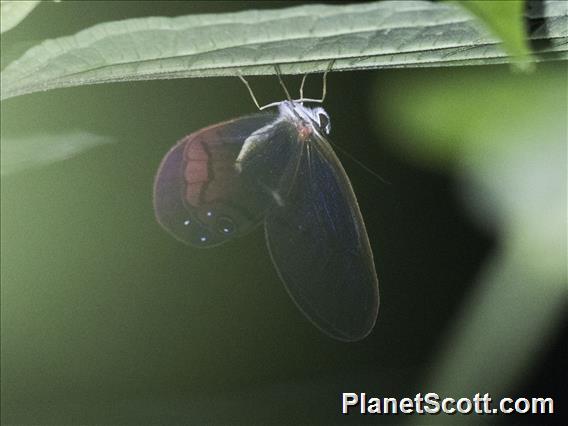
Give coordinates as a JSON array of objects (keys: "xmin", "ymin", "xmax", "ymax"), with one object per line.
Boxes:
[{"xmin": 271, "ymin": 190, "xmax": 284, "ymax": 207}]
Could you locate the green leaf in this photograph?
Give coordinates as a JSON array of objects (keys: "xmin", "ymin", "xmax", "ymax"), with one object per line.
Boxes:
[
  {"xmin": 0, "ymin": 0, "xmax": 40, "ymax": 33},
  {"xmin": 455, "ymin": 0, "xmax": 533, "ymax": 70},
  {"xmin": 1, "ymin": 0, "xmax": 566, "ymax": 100}
]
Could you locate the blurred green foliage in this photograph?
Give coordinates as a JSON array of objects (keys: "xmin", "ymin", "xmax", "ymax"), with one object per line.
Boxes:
[
  {"xmin": 375, "ymin": 65, "xmax": 566, "ymax": 278},
  {"xmin": 455, "ymin": 0, "xmax": 532, "ymax": 68},
  {"xmin": 0, "ymin": 0, "xmax": 39, "ymax": 34},
  {"xmin": 1, "ymin": 131, "xmax": 113, "ymax": 176},
  {"xmin": 375, "ymin": 63, "xmax": 566, "ymax": 424}
]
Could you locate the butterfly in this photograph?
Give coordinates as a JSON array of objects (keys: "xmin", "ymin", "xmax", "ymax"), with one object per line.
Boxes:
[{"xmin": 153, "ymin": 67, "xmax": 379, "ymax": 341}]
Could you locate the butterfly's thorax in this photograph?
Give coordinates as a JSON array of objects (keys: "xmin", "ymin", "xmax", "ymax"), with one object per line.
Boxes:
[
  {"xmin": 236, "ymin": 101, "xmax": 330, "ymax": 166},
  {"xmin": 231, "ymin": 101, "xmax": 332, "ymax": 205}
]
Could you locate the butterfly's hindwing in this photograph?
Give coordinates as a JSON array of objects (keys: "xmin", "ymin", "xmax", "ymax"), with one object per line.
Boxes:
[
  {"xmin": 265, "ymin": 132, "xmax": 379, "ymax": 341},
  {"xmin": 153, "ymin": 114, "xmax": 279, "ymax": 247}
]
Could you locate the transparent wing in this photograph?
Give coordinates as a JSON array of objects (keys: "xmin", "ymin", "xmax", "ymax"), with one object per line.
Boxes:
[
  {"xmin": 153, "ymin": 113, "xmax": 278, "ymax": 247},
  {"xmin": 265, "ymin": 134, "xmax": 379, "ymax": 341}
]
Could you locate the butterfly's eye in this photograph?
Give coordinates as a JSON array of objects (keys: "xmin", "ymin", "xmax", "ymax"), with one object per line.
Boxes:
[{"xmin": 319, "ymin": 113, "xmax": 329, "ymax": 131}]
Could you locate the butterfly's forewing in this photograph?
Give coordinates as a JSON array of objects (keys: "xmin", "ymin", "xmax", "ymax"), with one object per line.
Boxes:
[
  {"xmin": 265, "ymin": 132, "xmax": 379, "ymax": 342},
  {"xmin": 153, "ymin": 114, "xmax": 279, "ymax": 247},
  {"xmin": 235, "ymin": 117, "xmax": 304, "ymax": 204}
]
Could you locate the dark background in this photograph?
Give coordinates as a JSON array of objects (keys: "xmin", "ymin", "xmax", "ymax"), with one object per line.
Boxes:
[{"xmin": 1, "ymin": 2, "xmax": 566, "ymax": 424}]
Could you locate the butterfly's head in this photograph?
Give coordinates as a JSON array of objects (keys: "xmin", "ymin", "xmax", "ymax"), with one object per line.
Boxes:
[{"xmin": 280, "ymin": 101, "xmax": 332, "ymax": 136}]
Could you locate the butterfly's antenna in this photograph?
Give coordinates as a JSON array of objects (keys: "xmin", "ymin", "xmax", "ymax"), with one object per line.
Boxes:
[
  {"xmin": 274, "ymin": 65, "xmax": 293, "ymax": 102},
  {"xmin": 237, "ymin": 74, "xmax": 262, "ymax": 110},
  {"xmin": 328, "ymin": 140, "xmax": 391, "ymax": 185}
]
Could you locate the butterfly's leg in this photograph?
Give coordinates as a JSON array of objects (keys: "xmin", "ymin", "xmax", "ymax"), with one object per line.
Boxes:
[
  {"xmin": 319, "ymin": 59, "xmax": 335, "ymax": 103},
  {"xmin": 299, "ymin": 74, "xmax": 309, "ymax": 101},
  {"xmin": 237, "ymin": 74, "xmax": 262, "ymax": 111},
  {"xmin": 298, "ymin": 60, "xmax": 336, "ymax": 104},
  {"xmin": 274, "ymin": 64, "xmax": 293, "ymax": 102}
]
